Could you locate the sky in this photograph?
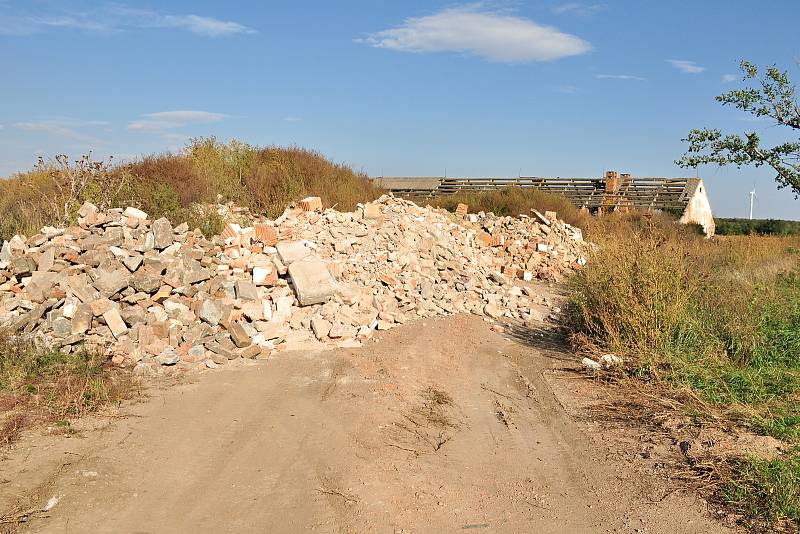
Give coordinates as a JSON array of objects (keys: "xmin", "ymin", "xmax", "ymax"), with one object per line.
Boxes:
[{"xmin": 1, "ymin": 0, "xmax": 799, "ymax": 220}]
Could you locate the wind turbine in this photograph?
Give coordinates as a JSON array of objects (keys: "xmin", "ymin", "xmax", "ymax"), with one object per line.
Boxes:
[{"xmin": 748, "ymin": 188, "xmax": 757, "ymax": 220}]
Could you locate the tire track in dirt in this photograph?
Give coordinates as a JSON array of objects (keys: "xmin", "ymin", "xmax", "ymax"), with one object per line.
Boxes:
[{"xmin": 1, "ymin": 314, "xmax": 733, "ymax": 533}]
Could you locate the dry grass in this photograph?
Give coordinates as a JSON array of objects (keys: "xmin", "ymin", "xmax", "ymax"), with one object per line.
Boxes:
[
  {"xmin": 0, "ymin": 331, "xmax": 136, "ymax": 447},
  {"xmin": 0, "ymin": 138, "xmax": 384, "ymax": 240}
]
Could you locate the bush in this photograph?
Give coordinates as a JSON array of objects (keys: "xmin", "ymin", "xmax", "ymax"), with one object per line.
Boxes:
[
  {"xmin": 570, "ymin": 220, "xmax": 800, "ymax": 430},
  {"xmin": 716, "ymin": 218, "xmax": 800, "ymax": 236},
  {"xmin": 428, "ymin": 187, "xmax": 589, "ymax": 230},
  {"xmin": 0, "ymin": 138, "xmax": 384, "ymax": 240}
]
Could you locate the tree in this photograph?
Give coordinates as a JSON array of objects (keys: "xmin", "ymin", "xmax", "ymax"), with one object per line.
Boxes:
[{"xmin": 676, "ymin": 60, "xmax": 800, "ymax": 197}]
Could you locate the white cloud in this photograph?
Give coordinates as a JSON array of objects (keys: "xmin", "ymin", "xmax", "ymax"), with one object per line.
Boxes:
[
  {"xmin": 14, "ymin": 119, "xmax": 107, "ymax": 144},
  {"xmin": 358, "ymin": 5, "xmax": 591, "ymax": 63},
  {"xmin": 158, "ymin": 14, "xmax": 254, "ymax": 37},
  {"xmin": 127, "ymin": 110, "xmax": 226, "ymax": 132},
  {"xmin": 721, "ymin": 73, "xmax": 737, "ymax": 83},
  {"xmin": 667, "ymin": 59, "xmax": 705, "ymax": 74},
  {"xmin": 551, "ymin": 3, "xmax": 606, "ymax": 16},
  {"xmin": 596, "ymin": 74, "xmax": 646, "ymax": 81},
  {"xmin": 283, "ymin": 117, "xmax": 302, "ymax": 122},
  {"xmin": 0, "ymin": 4, "xmax": 255, "ymax": 37}
]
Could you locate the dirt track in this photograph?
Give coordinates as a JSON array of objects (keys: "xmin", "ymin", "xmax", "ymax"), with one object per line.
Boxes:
[{"xmin": 1, "ymin": 314, "xmax": 732, "ymax": 533}]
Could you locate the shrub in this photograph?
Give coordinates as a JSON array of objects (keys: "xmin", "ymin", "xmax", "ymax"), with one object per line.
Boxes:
[
  {"xmin": 0, "ymin": 138, "xmax": 384, "ymax": 240},
  {"xmin": 242, "ymin": 145, "xmax": 384, "ymax": 217},
  {"xmin": 429, "ymin": 187, "xmax": 588, "ymax": 230},
  {"xmin": 186, "ymin": 205, "xmax": 226, "ymax": 238},
  {"xmin": 569, "ymin": 218, "xmax": 800, "ymax": 526},
  {"xmin": 716, "ymin": 218, "xmax": 800, "ymax": 236}
]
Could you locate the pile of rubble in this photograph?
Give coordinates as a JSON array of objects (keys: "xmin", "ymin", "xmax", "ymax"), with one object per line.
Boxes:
[{"xmin": 0, "ymin": 196, "xmax": 589, "ymax": 373}]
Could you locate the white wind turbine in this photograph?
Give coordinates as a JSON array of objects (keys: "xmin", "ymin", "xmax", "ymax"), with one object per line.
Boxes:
[{"xmin": 748, "ymin": 187, "xmax": 757, "ymax": 220}]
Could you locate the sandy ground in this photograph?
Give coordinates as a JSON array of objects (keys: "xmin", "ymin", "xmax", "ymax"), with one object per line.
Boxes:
[{"xmin": 0, "ymin": 313, "xmax": 734, "ymax": 534}]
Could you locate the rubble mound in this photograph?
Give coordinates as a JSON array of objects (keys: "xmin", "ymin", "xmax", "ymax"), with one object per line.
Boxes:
[{"xmin": 0, "ymin": 196, "xmax": 589, "ymax": 373}]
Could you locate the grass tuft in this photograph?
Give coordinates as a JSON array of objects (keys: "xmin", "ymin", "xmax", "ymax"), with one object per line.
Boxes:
[
  {"xmin": 0, "ymin": 330, "xmax": 134, "ymax": 446},
  {"xmin": 722, "ymin": 450, "xmax": 800, "ymax": 528}
]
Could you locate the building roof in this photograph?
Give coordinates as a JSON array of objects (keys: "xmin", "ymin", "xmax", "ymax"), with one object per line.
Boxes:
[
  {"xmin": 374, "ymin": 176, "xmax": 704, "ymax": 212},
  {"xmin": 373, "ymin": 177, "xmax": 442, "ymax": 192}
]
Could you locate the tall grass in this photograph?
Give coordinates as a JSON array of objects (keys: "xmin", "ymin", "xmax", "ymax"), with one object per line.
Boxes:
[
  {"xmin": 0, "ymin": 138, "xmax": 384, "ymax": 240},
  {"xmin": 569, "ymin": 212, "xmax": 800, "ymax": 526}
]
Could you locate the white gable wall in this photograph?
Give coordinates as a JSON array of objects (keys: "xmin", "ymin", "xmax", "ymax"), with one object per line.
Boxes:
[{"xmin": 679, "ymin": 179, "xmax": 715, "ymax": 236}]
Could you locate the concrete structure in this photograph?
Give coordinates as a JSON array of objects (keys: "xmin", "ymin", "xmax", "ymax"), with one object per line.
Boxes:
[{"xmin": 374, "ymin": 173, "xmax": 716, "ymax": 236}]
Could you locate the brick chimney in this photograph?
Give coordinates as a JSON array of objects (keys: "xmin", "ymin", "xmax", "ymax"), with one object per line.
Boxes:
[{"xmin": 604, "ymin": 171, "xmax": 620, "ymax": 194}]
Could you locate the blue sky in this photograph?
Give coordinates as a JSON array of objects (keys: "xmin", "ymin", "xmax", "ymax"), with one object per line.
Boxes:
[{"xmin": 1, "ymin": 1, "xmax": 798, "ymax": 219}]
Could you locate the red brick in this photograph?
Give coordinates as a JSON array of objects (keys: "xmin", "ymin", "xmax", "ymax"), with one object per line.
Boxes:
[
  {"xmin": 221, "ymin": 223, "xmax": 242, "ymax": 241},
  {"xmin": 477, "ymin": 232, "xmax": 493, "ymax": 246},
  {"xmin": 254, "ymin": 223, "xmax": 278, "ymax": 246},
  {"xmin": 299, "ymin": 196, "xmax": 323, "ymax": 212}
]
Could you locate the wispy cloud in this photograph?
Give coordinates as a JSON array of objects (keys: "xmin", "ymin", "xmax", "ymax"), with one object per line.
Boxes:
[
  {"xmin": 127, "ymin": 110, "xmax": 227, "ymax": 132},
  {"xmin": 358, "ymin": 4, "xmax": 591, "ymax": 63},
  {"xmin": 596, "ymin": 74, "xmax": 646, "ymax": 81},
  {"xmin": 667, "ymin": 59, "xmax": 705, "ymax": 74},
  {"xmin": 551, "ymin": 3, "xmax": 606, "ymax": 16},
  {"xmin": 721, "ymin": 73, "xmax": 737, "ymax": 83},
  {"xmin": 0, "ymin": 4, "xmax": 256, "ymax": 37},
  {"xmin": 283, "ymin": 117, "xmax": 302, "ymax": 122},
  {"xmin": 14, "ymin": 119, "xmax": 107, "ymax": 143},
  {"xmin": 556, "ymin": 84, "xmax": 580, "ymax": 94}
]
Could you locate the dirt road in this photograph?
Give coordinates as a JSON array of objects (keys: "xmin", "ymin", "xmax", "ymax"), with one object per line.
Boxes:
[{"xmin": 1, "ymin": 314, "xmax": 731, "ymax": 533}]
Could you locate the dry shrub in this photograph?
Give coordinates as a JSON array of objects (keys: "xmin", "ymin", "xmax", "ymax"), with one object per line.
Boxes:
[
  {"xmin": 0, "ymin": 138, "xmax": 384, "ymax": 240},
  {"xmin": 243, "ymin": 145, "xmax": 384, "ymax": 216},
  {"xmin": 0, "ymin": 168, "xmax": 55, "ymax": 238},
  {"xmin": 429, "ymin": 187, "xmax": 589, "ymax": 229},
  {"xmin": 569, "ymin": 213, "xmax": 707, "ymax": 360},
  {"xmin": 121, "ymin": 153, "xmax": 202, "ymax": 207}
]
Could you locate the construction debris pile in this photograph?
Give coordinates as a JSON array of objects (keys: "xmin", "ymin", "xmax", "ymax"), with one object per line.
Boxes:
[{"xmin": 0, "ymin": 196, "xmax": 589, "ymax": 373}]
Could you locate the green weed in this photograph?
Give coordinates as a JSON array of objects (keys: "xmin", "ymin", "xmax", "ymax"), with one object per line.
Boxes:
[
  {"xmin": 569, "ymin": 216, "xmax": 800, "ymax": 526},
  {"xmin": 722, "ymin": 451, "xmax": 800, "ymax": 528}
]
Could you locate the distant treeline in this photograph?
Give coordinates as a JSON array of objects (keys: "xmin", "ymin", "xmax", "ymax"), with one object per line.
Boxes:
[{"xmin": 715, "ymin": 217, "xmax": 800, "ymax": 236}]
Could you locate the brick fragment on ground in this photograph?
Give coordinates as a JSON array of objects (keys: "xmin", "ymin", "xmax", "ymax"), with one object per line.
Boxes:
[{"xmin": 299, "ymin": 196, "xmax": 323, "ymax": 212}]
